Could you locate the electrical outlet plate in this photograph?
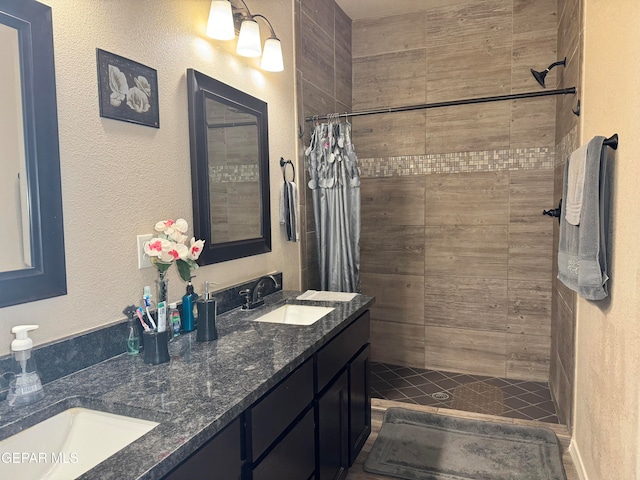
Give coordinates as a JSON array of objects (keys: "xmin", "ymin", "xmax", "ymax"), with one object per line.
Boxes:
[{"xmin": 137, "ymin": 234, "xmax": 153, "ymax": 269}]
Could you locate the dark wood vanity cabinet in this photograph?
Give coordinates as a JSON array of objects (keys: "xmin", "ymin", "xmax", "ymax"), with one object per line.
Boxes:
[
  {"xmin": 164, "ymin": 416, "xmax": 243, "ymax": 480},
  {"xmin": 161, "ymin": 310, "xmax": 370, "ymax": 480},
  {"xmin": 348, "ymin": 344, "xmax": 371, "ymax": 465},
  {"xmin": 316, "ymin": 310, "xmax": 371, "ymax": 479},
  {"xmin": 247, "ymin": 360, "xmax": 315, "ymax": 480},
  {"xmin": 317, "ymin": 369, "xmax": 350, "ymax": 480}
]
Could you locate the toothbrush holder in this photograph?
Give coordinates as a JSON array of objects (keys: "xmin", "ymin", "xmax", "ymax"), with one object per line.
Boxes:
[{"xmin": 143, "ymin": 330, "xmax": 170, "ymax": 365}]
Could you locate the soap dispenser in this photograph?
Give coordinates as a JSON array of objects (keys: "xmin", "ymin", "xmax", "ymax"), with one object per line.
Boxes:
[
  {"xmin": 196, "ymin": 281, "xmax": 218, "ymax": 342},
  {"xmin": 7, "ymin": 325, "xmax": 45, "ymax": 407}
]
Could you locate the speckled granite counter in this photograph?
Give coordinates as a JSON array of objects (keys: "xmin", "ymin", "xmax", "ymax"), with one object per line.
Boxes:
[{"xmin": 0, "ymin": 291, "xmax": 374, "ymax": 479}]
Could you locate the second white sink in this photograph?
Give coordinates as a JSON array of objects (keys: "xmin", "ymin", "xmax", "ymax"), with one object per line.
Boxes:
[{"xmin": 252, "ymin": 305, "xmax": 334, "ymax": 326}]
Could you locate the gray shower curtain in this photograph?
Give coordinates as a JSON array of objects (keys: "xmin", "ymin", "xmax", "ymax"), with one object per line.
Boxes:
[{"xmin": 306, "ymin": 119, "xmax": 361, "ymax": 292}]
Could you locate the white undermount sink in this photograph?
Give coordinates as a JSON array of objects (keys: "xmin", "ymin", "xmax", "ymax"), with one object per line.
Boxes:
[
  {"xmin": 0, "ymin": 407, "xmax": 159, "ymax": 479},
  {"xmin": 252, "ymin": 304, "xmax": 334, "ymax": 326}
]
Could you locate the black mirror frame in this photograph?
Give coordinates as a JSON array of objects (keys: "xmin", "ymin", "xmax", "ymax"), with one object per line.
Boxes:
[
  {"xmin": 0, "ymin": 0, "xmax": 66, "ymax": 308},
  {"xmin": 187, "ymin": 69, "xmax": 271, "ymax": 265}
]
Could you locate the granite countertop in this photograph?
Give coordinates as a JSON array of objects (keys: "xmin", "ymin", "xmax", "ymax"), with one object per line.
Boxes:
[{"xmin": 0, "ymin": 290, "xmax": 374, "ymax": 480}]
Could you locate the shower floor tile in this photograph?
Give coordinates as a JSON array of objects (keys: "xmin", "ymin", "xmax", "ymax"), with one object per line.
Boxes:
[{"xmin": 370, "ymin": 362, "xmax": 559, "ymax": 424}]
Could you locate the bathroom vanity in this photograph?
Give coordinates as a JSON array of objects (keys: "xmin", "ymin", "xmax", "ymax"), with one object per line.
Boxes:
[
  {"xmin": 164, "ymin": 304, "xmax": 371, "ymax": 480},
  {"xmin": 0, "ymin": 290, "xmax": 373, "ymax": 480}
]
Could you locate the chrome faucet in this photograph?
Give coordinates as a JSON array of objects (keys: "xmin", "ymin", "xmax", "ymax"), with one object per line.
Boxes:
[{"xmin": 240, "ymin": 275, "xmax": 280, "ymax": 310}]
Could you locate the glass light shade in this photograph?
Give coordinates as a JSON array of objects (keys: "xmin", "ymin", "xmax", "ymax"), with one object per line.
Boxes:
[
  {"xmin": 206, "ymin": 0, "xmax": 235, "ymax": 40},
  {"xmin": 236, "ymin": 19, "xmax": 262, "ymax": 57},
  {"xmin": 261, "ymin": 37, "xmax": 284, "ymax": 72}
]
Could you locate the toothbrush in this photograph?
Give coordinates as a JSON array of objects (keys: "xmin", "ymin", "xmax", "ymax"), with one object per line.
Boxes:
[
  {"xmin": 143, "ymin": 295, "xmax": 157, "ymax": 330},
  {"xmin": 136, "ymin": 307, "xmax": 151, "ymax": 332}
]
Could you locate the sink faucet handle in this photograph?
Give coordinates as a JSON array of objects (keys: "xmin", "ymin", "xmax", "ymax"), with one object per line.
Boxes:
[{"xmin": 239, "ymin": 289, "xmax": 252, "ymax": 309}]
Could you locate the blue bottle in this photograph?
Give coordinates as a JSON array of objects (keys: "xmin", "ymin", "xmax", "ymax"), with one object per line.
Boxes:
[{"xmin": 182, "ymin": 281, "xmax": 198, "ymax": 332}]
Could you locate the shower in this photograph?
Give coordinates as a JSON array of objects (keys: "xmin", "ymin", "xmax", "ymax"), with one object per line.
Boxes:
[{"xmin": 530, "ymin": 57, "xmax": 567, "ymax": 88}]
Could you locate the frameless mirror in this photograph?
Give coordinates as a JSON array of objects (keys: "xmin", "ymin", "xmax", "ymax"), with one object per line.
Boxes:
[
  {"xmin": 0, "ymin": 23, "xmax": 30, "ymax": 272},
  {"xmin": 187, "ymin": 69, "xmax": 271, "ymax": 264},
  {"xmin": 0, "ymin": 0, "xmax": 66, "ymax": 307}
]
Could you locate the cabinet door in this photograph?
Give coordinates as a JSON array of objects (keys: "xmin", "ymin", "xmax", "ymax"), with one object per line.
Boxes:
[
  {"xmin": 317, "ymin": 370, "xmax": 349, "ymax": 480},
  {"xmin": 348, "ymin": 344, "xmax": 371, "ymax": 465},
  {"xmin": 248, "ymin": 360, "xmax": 313, "ymax": 462},
  {"xmin": 163, "ymin": 416, "xmax": 242, "ymax": 480}
]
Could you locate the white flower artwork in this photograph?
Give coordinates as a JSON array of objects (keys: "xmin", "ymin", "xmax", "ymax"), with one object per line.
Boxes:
[
  {"xmin": 108, "ymin": 66, "xmax": 151, "ymax": 113},
  {"xmin": 97, "ymin": 49, "xmax": 159, "ymax": 128}
]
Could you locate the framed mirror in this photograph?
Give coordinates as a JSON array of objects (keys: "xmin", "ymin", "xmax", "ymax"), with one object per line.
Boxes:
[
  {"xmin": 0, "ymin": 0, "xmax": 66, "ymax": 308},
  {"xmin": 187, "ymin": 69, "xmax": 271, "ymax": 265}
]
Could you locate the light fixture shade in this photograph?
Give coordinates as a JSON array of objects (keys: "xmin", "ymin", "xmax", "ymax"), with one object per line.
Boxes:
[
  {"xmin": 206, "ymin": 0, "xmax": 235, "ymax": 40},
  {"xmin": 236, "ymin": 19, "xmax": 262, "ymax": 57},
  {"xmin": 261, "ymin": 37, "xmax": 284, "ymax": 72}
]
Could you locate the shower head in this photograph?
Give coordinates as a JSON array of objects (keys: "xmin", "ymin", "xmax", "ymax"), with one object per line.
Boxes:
[{"xmin": 530, "ymin": 57, "xmax": 567, "ymax": 88}]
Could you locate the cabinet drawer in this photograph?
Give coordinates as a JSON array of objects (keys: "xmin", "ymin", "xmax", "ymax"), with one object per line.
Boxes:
[
  {"xmin": 316, "ymin": 311, "xmax": 370, "ymax": 393},
  {"xmin": 163, "ymin": 416, "xmax": 242, "ymax": 480},
  {"xmin": 251, "ymin": 408, "xmax": 315, "ymax": 480},
  {"xmin": 248, "ymin": 359, "xmax": 314, "ymax": 461}
]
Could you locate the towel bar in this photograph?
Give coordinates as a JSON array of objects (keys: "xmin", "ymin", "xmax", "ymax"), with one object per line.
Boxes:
[{"xmin": 603, "ymin": 134, "xmax": 618, "ymax": 150}]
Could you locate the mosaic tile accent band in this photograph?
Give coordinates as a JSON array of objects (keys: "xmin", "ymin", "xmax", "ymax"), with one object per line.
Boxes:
[
  {"xmin": 210, "ymin": 164, "xmax": 259, "ymax": 183},
  {"xmin": 357, "ymin": 147, "xmax": 555, "ymax": 178},
  {"xmin": 555, "ymin": 126, "xmax": 579, "ymax": 168}
]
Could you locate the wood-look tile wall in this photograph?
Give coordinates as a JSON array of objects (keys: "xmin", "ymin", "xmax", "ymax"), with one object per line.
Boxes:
[
  {"xmin": 361, "ymin": 170, "xmax": 553, "ymax": 381},
  {"xmin": 551, "ymin": 0, "xmax": 583, "ymax": 429},
  {"xmin": 352, "ymin": 0, "xmax": 558, "ymax": 382},
  {"xmin": 294, "ymin": 0, "xmax": 352, "ymax": 290}
]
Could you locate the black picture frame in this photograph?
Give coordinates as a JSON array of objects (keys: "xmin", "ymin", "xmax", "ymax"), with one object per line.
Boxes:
[{"xmin": 96, "ymin": 48, "xmax": 159, "ymax": 128}]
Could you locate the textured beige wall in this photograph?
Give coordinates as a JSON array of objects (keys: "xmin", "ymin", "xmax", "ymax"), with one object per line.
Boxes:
[
  {"xmin": 0, "ymin": 0, "xmax": 298, "ymax": 356},
  {"xmin": 572, "ymin": 0, "xmax": 640, "ymax": 477}
]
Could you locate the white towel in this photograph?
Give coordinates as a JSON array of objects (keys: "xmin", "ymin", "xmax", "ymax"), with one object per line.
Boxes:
[
  {"xmin": 565, "ymin": 143, "xmax": 589, "ymax": 225},
  {"xmin": 296, "ymin": 290, "xmax": 358, "ymax": 302}
]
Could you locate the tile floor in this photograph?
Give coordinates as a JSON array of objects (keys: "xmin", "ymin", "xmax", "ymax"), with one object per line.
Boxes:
[{"xmin": 371, "ymin": 362, "xmax": 559, "ymax": 424}]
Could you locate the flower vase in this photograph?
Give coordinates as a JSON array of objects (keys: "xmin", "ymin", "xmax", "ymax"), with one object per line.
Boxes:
[{"xmin": 156, "ymin": 271, "xmax": 169, "ymax": 305}]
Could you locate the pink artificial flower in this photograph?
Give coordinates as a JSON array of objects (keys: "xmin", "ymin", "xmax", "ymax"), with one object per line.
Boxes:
[
  {"xmin": 188, "ymin": 238, "xmax": 205, "ymax": 260},
  {"xmin": 155, "ymin": 218, "xmax": 189, "ymax": 241},
  {"xmin": 144, "ymin": 237, "xmax": 171, "ymax": 258},
  {"xmin": 158, "ymin": 242, "xmax": 188, "ymax": 263}
]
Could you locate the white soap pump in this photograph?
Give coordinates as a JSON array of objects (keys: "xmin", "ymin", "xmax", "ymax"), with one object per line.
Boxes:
[{"xmin": 6, "ymin": 325, "xmax": 44, "ymax": 407}]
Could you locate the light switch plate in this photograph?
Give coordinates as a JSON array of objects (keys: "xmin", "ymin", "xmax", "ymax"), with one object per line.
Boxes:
[{"xmin": 137, "ymin": 234, "xmax": 153, "ymax": 269}]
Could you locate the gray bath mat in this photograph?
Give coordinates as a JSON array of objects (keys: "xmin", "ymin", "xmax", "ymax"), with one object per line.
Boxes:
[{"xmin": 364, "ymin": 408, "xmax": 566, "ymax": 480}]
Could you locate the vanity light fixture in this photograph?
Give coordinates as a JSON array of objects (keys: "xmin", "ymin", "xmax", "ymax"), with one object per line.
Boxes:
[
  {"xmin": 206, "ymin": 0, "xmax": 235, "ymax": 40},
  {"xmin": 205, "ymin": 0, "xmax": 284, "ymax": 72},
  {"xmin": 236, "ymin": 16, "xmax": 261, "ymax": 57}
]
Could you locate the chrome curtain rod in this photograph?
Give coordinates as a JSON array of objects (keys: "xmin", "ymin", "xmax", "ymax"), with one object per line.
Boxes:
[{"xmin": 305, "ymin": 87, "xmax": 577, "ymax": 123}]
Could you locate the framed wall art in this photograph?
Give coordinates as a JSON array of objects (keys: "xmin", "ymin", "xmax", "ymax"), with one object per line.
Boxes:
[{"xmin": 96, "ymin": 48, "xmax": 159, "ymax": 128}]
